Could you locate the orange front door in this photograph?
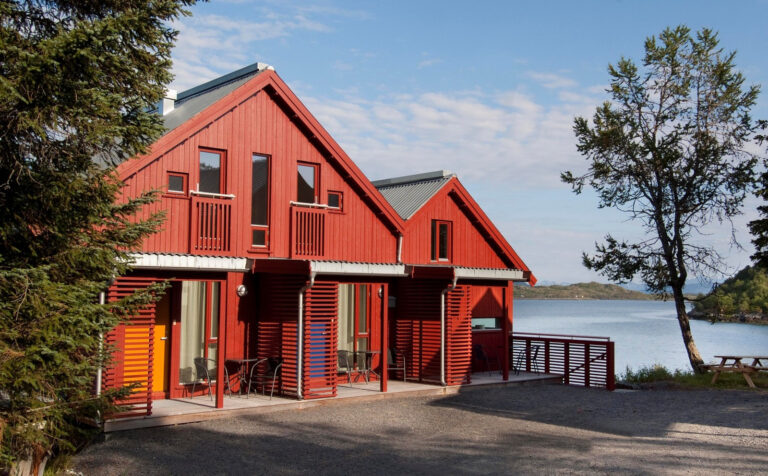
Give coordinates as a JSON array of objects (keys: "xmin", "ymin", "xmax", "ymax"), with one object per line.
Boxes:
[{"xmin": 152, "ymin": 291, "xmax": 172, "ymax": 396}]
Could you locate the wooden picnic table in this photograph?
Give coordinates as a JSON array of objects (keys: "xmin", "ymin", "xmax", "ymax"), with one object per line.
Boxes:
[{"xmin": 705, "ymin": 355, "xmax": 767, "ymax": 388}]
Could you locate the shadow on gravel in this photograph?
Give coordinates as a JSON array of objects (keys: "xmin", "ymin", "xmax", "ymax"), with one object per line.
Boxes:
[
  {"xmin": 431, "ymin": 384, "xmax": 768, "ymax": 437},
  {"xmin": 73, "ymin": 385, "xmax": 768, "ymax": 475}
]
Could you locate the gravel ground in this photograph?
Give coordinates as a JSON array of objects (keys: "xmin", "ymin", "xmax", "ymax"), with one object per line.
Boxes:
[{"xmin": 72, "ymin": 384, "xmax": 768, "ymax": 475}]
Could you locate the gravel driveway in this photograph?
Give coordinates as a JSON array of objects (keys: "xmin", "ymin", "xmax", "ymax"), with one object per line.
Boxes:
[{"xmin": 72, "ymin": 384, "xmax": 768, "ymax": 475}]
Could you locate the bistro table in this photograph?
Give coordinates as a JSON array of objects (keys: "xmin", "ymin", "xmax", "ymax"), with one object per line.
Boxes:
[
  {"xmin": 225, "ymin": 358, "xmax": 266, "ymax": 396},
  {"xmin": 707, "ymin": 355, "xmax": 761, "ymax": 388}
]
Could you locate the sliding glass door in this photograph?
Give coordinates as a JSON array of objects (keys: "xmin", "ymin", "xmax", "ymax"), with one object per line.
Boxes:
[{"xmin": 178, "ymin": 281, "xmax": 220, "ymax": 385}]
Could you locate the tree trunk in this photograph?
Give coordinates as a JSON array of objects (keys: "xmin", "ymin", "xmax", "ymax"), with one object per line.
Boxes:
[{"xmin": 672, "ymin": 286, "xmax": 705, "ymax": 373}]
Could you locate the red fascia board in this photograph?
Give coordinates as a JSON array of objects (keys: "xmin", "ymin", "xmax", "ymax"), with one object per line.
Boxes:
[
  {"xmin": 449, "ymin": 178, "xmax": 537, "ymax": 285},
  {"xmin": 408, "ymin": 265, "xmax": 455, "ymax": 280},
  {"xmin": 264, "ymin": 75, "xmax": 404, "ymax": 234},
  {"xmin": 407, "ymin": 177, "xmax": 536, "ymax": 286},
  {"xmin": 118, "ymin": 71, "xmax": 405, "ymax": 235},
  {"xmin": 252, "ymin": 258, "xmax": 311, "ymax": 275}
]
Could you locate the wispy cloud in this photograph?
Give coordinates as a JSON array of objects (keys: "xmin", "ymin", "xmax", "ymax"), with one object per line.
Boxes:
[
  {"xmin": 526, "ymin": 71, "xmax": 578, "ymax": 89},
  {"xmin": 417, "ymin": 58, "xmax": 443, "ymax": 69},
  {"xmin": 170, "ymin": 8, "xmax": 336, "ymax": 90},
  {"xmin": 301, "ymin": 75, "xmax": 600, "ymax": 188}
]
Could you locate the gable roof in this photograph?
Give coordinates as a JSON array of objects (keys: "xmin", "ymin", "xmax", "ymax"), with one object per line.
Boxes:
[
  {"xmin": 375, "ymin": 170, "xmax": 536, "ymax": 284},
  {"xmin": 372, "ymin": 170, "xmax": 454, "ymax": 220},
  {"xmin": 161, "ymin": 63, "xmax": 270, "ymax": 132},
  {"xmin": 118, "ymin": 63, "xmax": 405, "ymax": 235}
]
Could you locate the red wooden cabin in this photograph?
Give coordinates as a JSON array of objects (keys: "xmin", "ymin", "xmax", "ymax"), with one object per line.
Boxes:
[{"xmin": 105, "ymin": 62, "xmax": 535, "ymax": 414}]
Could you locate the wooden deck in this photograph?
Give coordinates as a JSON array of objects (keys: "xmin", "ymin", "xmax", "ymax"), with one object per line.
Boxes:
[{"xmin": 104, "ymin": 372, "xmax": 561, "ymax": 432}]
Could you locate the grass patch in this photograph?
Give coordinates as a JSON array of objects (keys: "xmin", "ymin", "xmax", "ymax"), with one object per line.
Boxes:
[{"xmin": 618, "ymin": 364, "xmax": 768, "ymax": 389}]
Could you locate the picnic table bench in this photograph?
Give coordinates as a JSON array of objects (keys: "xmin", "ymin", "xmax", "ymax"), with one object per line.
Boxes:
[{"xmin": 702, "ymin": 355, "xmax": 767, "ymax": 388}]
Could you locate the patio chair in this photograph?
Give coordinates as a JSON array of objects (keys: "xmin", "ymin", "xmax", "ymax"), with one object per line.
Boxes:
[
  {"xmin": 338, "ymin": 350, "xmax": 353, "ymax": 384},
  {"xmin": 473, "ymin": 344, "xmax": 500, "ymax": 375},
  {"xmin": 251, "ymin": 357, "xmax": 283, "ymax": 399},
  {"xmin": 355, "ymin": 350, "xmax": 371, "ymax": 383},
  {"xmin": 514, "ymin": 345, "xmax": 540, "ymax": 375},
  {"xmin": 192, "ymin": 357, "xmax": 231, "ymax": 400},
  {"xmin": 387, "ymin": 348, "xmax": 407, "ymax": 382}
]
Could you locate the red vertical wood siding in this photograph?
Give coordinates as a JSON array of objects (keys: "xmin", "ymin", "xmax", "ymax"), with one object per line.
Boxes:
[
  {"xmin": 401, "ymin": 186, "xmax": 508, "ymax": 268},
  {"xmin": 471, "ymin": 286, "xmax": 504, "ymax": 317},
  {"xmin": 302, "ymin": 281, "xmax": 338, "ymax": 399},
  {"xmin": 121, "ymin": 89, "xmax": 397, "ymax": 262},
  {"xmin": 103, "ymin": 277, "xmax": 159, "ymax": 417}
]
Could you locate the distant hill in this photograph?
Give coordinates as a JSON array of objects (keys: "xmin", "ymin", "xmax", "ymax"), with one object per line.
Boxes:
[
  {"xmin": 690, "ymin": 266, "xmax": 768, "ymax": 325},
  {"xmin": 515, "ymin": 282, "xmax": 654, "ymax": 300}
]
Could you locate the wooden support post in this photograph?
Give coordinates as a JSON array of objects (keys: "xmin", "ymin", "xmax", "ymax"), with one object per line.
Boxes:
[{"xmin": 380, "ymin": 283, "xmax": 388, "ymax": 393}]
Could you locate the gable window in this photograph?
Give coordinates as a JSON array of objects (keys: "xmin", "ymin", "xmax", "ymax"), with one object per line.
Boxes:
[
  {"xmin": 431, "ymin": 220, "xmax": 452, "ymax": 262},
  {"xmin": 167, "ymin": 172, "xmax": 187, "ymax": 194},
  {"xmin": 251, "ymin": 154, "xmax": 269, "ymax": 247},
  {"xmin": 328, "ymin": 191, "xmax": 342, "ymax": 211},
  {"xmin": 199, "ymin": 149, "xmax": 225, "ymax": 194},
  {"xmin": 297, "ymin": 163, "xmax": 318, "ymax": 203}
]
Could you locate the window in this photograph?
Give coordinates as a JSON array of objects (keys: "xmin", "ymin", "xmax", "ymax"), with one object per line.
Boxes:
[
  {"xmin": 328, "ymin": 191, "xmax": 342, "ymax": 210},
  {"xmin": 297, "ymin": 163, "xmax": 318, "ymax": 203},
  {"xmin": 251, "ymin": 154, "xmax": 269, "ymax": 247},
  {"xmin": 199, "ymin": 149, "xmax": 225, "ymax": 194},
  {"xmin": 338, "ymin": 284, "xmax": 371, "ymax": 355},
  {"xmin": 167, "ymin": 172, "xmax": 187, "ymax": 194},
  {"xmin": 472, "ymin": 317, "xmax": 501, "ymax": 330},
  {"xmin": 431, "ymin": 220, "xmax": 452, "ymax": 262}
]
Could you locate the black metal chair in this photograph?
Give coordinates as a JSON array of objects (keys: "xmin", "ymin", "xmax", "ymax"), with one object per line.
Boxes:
[
  {"xmin": 251, "ymin": 357, "xmax": 283, "ymax": 399},
  {"xmin": 387, "ymin": 348, "xmax": 407, "ymax": 382},
  {"xmin": 473, "ymin": 344, "xmax": 500, "ymax": 375},
  {"xmin": 337, "ymin": 350, "xmax": 353, "ymax": 384},
  {"xmin": 355, "ymin": 350, "xmax": 371, "ymax": 383},
  {"xmin": 514, "ymin": 345, "xmax": 541, "ymax": 375},
  {"xmin": 192, "ymin": 357, "xmax": 231, "ymax": 400}
]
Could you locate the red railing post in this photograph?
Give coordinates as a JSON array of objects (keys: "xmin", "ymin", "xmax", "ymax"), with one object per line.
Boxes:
[
  {"xmin": 584, "ymin": 343, "xmax": 590, "ymax": 388},
  {"xmin": 544, "ymin": 340, "xmax": 550, "ymax": 374},
  {"xmin": 525, "ymin": 339, "xmax": 531, "ymax": 373},
  {"xmin": 607, "ymin": 341, "xmax": 615, "ymax": 391},
  {"xmin": 563, "ymin": 341, "xmax": 570, "ymax": 385}
]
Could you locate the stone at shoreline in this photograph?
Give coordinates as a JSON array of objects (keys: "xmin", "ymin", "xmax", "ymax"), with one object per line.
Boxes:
[{"xmin": 688, "ymin": 309, "xmax": 768, "ymax": 325}]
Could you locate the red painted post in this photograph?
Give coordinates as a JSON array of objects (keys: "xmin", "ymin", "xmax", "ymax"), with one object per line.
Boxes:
[
  {"xmin": 606, "ymin": 341, "xmax": 615, "ymax": 391},
  {"xmin": 563, "ymin": 341, "xmax": 570, "ymax": 385},
  {"xmin": 544, "ymin": 340, "xmax": 550, "ymax": 374},
  {"xmin": 380, "ymin": 283, "xmax": 388, "ymax": 393},
  {"xmin": 525, "ymin": 339, "xmax": 531, "ymax": 373},
  {"xmin": 584, "ymin": 343, "xmax": 590, "ymax": 388}
]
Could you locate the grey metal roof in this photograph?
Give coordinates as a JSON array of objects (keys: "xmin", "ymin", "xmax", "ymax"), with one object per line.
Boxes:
[
  {"xmin": 161, "ymin": 62, "xmax": 271, "ymax": 133},
  {"xmin": 372, "ymin": 170, "xmax": 454, "ymax": 220}
]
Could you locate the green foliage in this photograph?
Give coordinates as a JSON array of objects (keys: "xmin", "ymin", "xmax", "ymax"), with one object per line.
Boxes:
[
  {"xmin": 748, "ymin": 122, "xmax": 768, "ymax": 267},
  {"xmin": 0, "ymin": 0, "xmax": 196, "ymax": 470},
  {"xmin": 618, "ymin": 364, "xmax": 768, "ymax": 389},
  {"xmin": 562, "ymin": 25, "xmax": 761, "ymax": 372},
  {"xmin": 514, "ymin": 281, "xmax": 656, "ymax": 300},
  {"xmin": 619, "ymin": 364, "xmax": 683, "ymax": 383},
  {"xmin": 694, "ymin": 265, "xmax": 768, "ymax": 314}
]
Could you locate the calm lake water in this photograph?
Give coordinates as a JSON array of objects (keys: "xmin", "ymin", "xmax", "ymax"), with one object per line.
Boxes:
[{"xmin": 513, "ymin": 300, "xmax": 768, "ymax": 373}]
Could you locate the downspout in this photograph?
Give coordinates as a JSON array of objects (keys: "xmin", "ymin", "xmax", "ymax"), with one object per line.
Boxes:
[
  {"xmin": 297, "ymin": 270, "xmax": 317, "ymax": 400},
  {"xmin": 96, "ymin": 291, "xmax": 106, "ymax": 396},
  {"xmin": 440, "ymin": 273, "xmax": 458, "ymax": 387},
  {"xmin": 396, "ymin": 234, "xmax": 403, "ymax": 263}
]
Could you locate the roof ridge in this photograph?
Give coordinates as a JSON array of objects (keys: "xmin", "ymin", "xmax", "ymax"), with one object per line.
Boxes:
[
  {"xmin": 176, "ymin": 62, "xmax": 274, "ymax": 104},
  {"xmin": 372, "ymin": 170, "xmax": 454, "ymax": 189}
]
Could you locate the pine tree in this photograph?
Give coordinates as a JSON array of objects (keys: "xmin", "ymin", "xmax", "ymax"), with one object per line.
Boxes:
[{"xmin": 0, "ymin": 1, "xmax": 196, "ymax": 471}]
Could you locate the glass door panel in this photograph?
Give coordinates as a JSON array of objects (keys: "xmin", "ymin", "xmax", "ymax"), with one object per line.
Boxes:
[
  {"xmin": 338, "ymin": 284, "xmax": 355, "ymax": 352},
  {"xmin": 179, "ymin": 281, "xmax": 206, "ymax": 384}
]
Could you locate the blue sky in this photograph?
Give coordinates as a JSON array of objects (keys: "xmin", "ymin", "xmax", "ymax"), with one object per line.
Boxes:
[{"xmin": 169, "ymin": 0, "xmax": 768, "ymax": 284}]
